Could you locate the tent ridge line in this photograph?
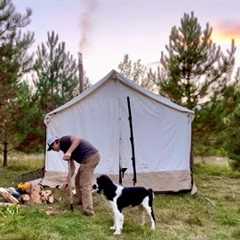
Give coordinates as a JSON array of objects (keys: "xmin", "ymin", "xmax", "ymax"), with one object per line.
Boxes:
[
  {"xmin": 117, "ymin": 75, "xmax": 193, "ymax": 115},
  {"xmin": 45, "ymin": 69, "xmax": 194, "ymax": 123}
]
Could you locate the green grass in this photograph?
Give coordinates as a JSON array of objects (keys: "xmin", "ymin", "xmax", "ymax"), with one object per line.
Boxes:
[
  {"xmin": 0, "ymin": 155, "xmax": 240, "ymax": 240},
  {"xmin": 0, "ymin": 152, "xmax": 44, "ymax": 186}
]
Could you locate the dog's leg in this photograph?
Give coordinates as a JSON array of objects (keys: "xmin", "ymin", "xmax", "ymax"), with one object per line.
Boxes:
[
  {"xmin": 119, "ymin": 211, "xmax": 124, "ymax": 231},
  {"xmin": 113, "ymin": 209, "xmax": 123, "ymax": 235},
  {"xmin": 141, "ymin": 197, "xmax": 156, "ymax": 230},
  {"xmin": 149, "ymin": 206, "xmax": 156, "ymax": 230},
  {"xmin": 110, "ymin": 211, "xmax": 116, "ymax": 230},
  {"xmin": 110, "ymin": 225, "xmax": 116, "ymax": 230},
  {"xmin": 110, "ymin": 213, "xmax": 116, "ymax": 230},
  {"xmin": 110, "ymin": 202, "xmax": 116, "ymax": 230},
  {"xmin": 110, "ymin": 202, "xmax": 122, "ymax": 235},
  {"xmin": 114, "ymin": 211, "xmax": 123, "ymax": 234}
]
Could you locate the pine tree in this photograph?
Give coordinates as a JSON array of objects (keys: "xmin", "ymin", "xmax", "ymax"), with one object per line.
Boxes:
[
  {"xmin": 193, "ymin": 81, "xmax": 239, "ymax": 157},
  {"xmin": 220, "ymin": 70, "xmax": 240, "ymax": 169},
  {"xmin": 0, "ymin": 0, "xmax": 34, "ymax": 166},
  {"xmin": 159, "ymin": 12, "xmax": 236, "ymax": 110},
  {"xmin": 118, "ymin": 54, "xmax": 157, "ymax": 92},
  {"xmin": 14, "ymin": 81, "xmax": 43, "ymax": 152},
  {"xmin": 34, "ymin": 31, "xmax": 79, "ymax": 113}
]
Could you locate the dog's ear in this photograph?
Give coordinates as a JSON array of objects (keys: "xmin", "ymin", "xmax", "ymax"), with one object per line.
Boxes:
[{"xmin": 92, "ymin": 184, "xmax": 98, "ymax": 193}]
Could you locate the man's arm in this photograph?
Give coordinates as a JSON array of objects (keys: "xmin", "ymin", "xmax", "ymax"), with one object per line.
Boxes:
[
  {"xmin": 63, "ymin": 136, "xmax": 81, "ymax": 160},
  {"xmin": 69, "ymin": 159, "xmax": 76, "ymax": 177},
  {"xmin": 63, "ymin": 159, "xmax": 75, "ymax": 189}
]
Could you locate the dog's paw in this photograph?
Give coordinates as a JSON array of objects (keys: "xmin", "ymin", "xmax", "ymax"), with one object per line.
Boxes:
[
  {"xmin": 110, "ymin": 226, "xmax": 116, "ymax": 230},
  {"xmin": 151, "ymin": 225, "xmax": 156, "ymax": 230},
  {"xmin": 113, "ymin": 230, "xmax": 121, "ymax": 235}
]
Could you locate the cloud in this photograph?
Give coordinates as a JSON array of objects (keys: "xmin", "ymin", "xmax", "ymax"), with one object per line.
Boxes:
[{"xmin": 212, "ymin": 20, "xmax": 240, "ymax": 43}]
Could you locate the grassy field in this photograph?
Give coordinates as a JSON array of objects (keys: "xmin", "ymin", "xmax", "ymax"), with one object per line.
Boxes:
[
  {"xmin": 0, "ymin": 152, "xmax": 44, "ymax": 187},
  {"xmin": 0, "ymin": 155, "xmax": 240, "ymax": 240}
]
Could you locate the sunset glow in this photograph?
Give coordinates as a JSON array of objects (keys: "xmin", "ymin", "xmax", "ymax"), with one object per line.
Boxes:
[
  {"xmin": 14, "ymin": 0, "xmax": 240, "ymax": 82},
  {"xmin": 212, "ymin": 21, "xmax": 240, "ymax": 44}
]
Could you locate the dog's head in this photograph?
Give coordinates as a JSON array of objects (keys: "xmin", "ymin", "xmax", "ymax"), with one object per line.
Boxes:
[{"xmin": 92, "ymin": 175, "xmax": 114, "ymax": 194}]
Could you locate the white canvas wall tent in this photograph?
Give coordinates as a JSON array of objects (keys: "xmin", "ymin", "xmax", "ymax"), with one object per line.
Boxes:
[{"xmin": 42, "ymin": 70, "xmax": 195, "ymax": 192}]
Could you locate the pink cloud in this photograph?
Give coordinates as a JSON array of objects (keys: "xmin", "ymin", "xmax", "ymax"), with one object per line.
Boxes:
[{"xmin": 213, "ymin": 20, "xmax": 240, "ymax": 40}]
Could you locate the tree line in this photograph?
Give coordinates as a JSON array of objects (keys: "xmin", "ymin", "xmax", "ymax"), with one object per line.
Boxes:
[
  {"xmin": 0, "ymin": 1, "xmax": 239, "ymax": 169},
  {"xmin": 0, "ymin": 0, "xmax": 88, "ymax": 166},
  {"xmin": 118, "ymin": 12, "xmax": 240, "ymax": 169}
]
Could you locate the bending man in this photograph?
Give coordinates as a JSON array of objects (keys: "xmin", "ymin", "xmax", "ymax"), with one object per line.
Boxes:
[{"xmin": 47, "ymin": 135, "xmax": 100, "ymax": 216}]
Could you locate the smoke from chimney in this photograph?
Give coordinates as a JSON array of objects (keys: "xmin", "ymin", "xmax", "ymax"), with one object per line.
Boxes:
[
  {"xmin": 78, "ymin": 52, "xmax": 84, "ymax": 93},
  {"xmin": 79, "ymin": 0, "xmax": 98, "ymax": 52}
]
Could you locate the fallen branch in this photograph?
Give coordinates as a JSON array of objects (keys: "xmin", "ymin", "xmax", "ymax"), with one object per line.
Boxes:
[{"xmin": 197, "ymin": 192, "xmax": 216, "ymax": 208}]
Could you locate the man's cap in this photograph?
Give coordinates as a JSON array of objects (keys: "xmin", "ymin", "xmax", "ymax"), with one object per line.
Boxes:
[{"xmin": 47, "ymin": 136, "xmax": 59, "ymax": 151}]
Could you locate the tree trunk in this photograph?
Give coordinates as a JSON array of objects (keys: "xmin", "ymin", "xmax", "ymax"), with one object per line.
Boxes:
[
  {"xmin": 186, "ymin": 69, "xmax": 192, "ymax": 109},
  {"xmin": 3, "ymin": 141, "xmax": 8, "ymax": 167}
]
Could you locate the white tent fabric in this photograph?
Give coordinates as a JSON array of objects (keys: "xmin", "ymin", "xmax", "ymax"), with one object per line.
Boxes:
[{"xmin": 44, "ymin": 70, "xmax": 194, "ymax": 192}]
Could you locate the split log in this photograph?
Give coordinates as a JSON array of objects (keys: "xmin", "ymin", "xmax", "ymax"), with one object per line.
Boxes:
[
  {"xmin": 40, "ymin": 190, "xmax": 54, "ymax": 203},
  {"xmin": 0, "ymin": 187, "xmax": 19, "ymax": 204},
  {"xmin": 20, "ymin": 194, "xmax": 31, "ymax": 203},
  {"xmin": 41, "ymin": 190, "xmax": 52, "ymax": 199},
  {"xmin": 48, "ymin": 195, "xmax": 54, "ymax": 204},
  {"xmin": 30, "ymin": 185, "xmax": 42, "ymax": 204}
]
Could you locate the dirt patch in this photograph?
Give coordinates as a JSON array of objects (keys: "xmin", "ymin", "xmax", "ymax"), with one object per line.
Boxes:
[{"xmin": 194, "ymin": 156, "xmax": 229, "ymax": 166}]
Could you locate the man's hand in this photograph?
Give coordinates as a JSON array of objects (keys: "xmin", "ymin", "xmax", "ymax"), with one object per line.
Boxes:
[{"xmin": 63, "ymin": 152, "xmax": 71, "ymax": 161}]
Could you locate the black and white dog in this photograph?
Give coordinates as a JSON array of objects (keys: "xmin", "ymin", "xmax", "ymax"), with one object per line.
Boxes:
[{"xmin": 93, "ymin": 175, "xmax": 156, "ymax": 235}]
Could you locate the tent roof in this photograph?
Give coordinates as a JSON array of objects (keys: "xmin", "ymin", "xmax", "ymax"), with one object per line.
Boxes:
[{"xmin": 44, "ymin": 70, "xmax": 194, "ymax": 123}]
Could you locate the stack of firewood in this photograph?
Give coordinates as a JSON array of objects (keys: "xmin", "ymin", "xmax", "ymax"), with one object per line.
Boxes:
[
  {"xmin": 20, "ymin": 184, "xmax": 55, "ymax": 204},
  {"xmin": 0, "ymin": 184, "xmax": 55, "ymax": 205}
]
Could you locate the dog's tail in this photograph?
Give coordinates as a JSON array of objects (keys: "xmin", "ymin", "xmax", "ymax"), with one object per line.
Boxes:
[
  {"xmin": 148, "ymin": 188, "xmax": 154, "ymax": 205},
  {"xmin": 148, "ymin": 188, "xmax": 155, "ymax": 222}
]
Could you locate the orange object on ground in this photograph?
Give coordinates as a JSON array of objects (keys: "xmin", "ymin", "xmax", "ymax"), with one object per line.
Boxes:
[{"xmin": 17, "ymin": 182, "xmax": 32, "ymax": 193}]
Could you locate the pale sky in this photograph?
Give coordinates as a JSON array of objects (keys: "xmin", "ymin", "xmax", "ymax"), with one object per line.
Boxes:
[{"xmin": 14, "ymin": 0, "xmax": 240, "ymax": 83}]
